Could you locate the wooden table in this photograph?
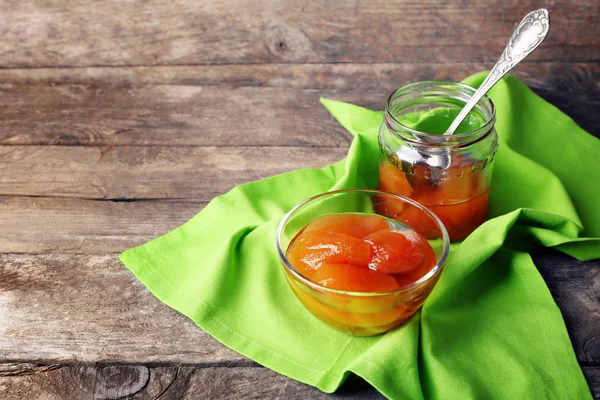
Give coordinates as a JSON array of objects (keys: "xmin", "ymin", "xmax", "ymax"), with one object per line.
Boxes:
[{"xmin": 1, "ymin": 1, "xmax": 599, "ymax": 398}]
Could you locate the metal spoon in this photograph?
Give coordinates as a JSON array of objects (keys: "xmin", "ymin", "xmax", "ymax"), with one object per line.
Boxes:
[{"xmin": 444, "ymin": 9, "xmax": 550, "ymax": 136}]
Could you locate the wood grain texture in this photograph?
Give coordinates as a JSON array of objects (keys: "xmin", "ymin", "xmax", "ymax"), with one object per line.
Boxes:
[
  {"xmin": 0, "ymin": 0, "xmax": 598, "ymax": 397},
  {"xmin": 0, "ymin": 84, "xmax": 354, "ymax": 147},
  {"xmin": 0, "ymin": 146, "xmax": 346, "ymax": 200},
  {"xmin": 0, "ymin": 197, "xmax": 203, "ymax": 254},
  {"xmin": 1, "ymin": 62, "xmax": 597, "ymax": 90},
  {"xmin": 0, "ymin": 362, "xmax": 598, "ymax": 399},
  {"xmin": 1, "ymin": 364, "xmax": 599, "ymax": 399},
  {"xmin": 0, "ymin": 63, "xmax": 598, "ymax": 147},
  {"xmin": 0, "ymin": 252, "xmax": 597, "ymax": 367},
  {"xmin": 0, "ymin": 364, "xmax": 385, "ymax": 399},
  {"xmin": 534, "ymin": 251, "xmax": 600, "ymax": 366},
  {"xmin": 586, "ymin": 367, "xmax": 600, "ymax": 400},
  {"xmin": 0, "ymin": 0, "xmax": 598, "ymax": 68},
  {"xmin": 0, "ymin": 254, "xmax": 249, "ymax": 364}
]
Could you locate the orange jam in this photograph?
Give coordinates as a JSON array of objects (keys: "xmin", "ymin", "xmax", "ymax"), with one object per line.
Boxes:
[
  {"xmin": 377, "ymin": 160, "xmax": 488, "ymax": 240},
  {"xmin": 285, "ymin": 213, "xmax": 437, "ymax": 335}
]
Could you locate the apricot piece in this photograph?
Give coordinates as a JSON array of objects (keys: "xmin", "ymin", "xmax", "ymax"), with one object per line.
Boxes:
[
  {"xmin": 395, "ymin": 205, "xmax": 441, "ymax": 240},
  {"xmin": 378, "ymin": 161, "xmax": 413, "ymax": 197},
  {"xmin": 311, "ymin": 263, "xmax": 399, "ymax": 293},
  {"xmin": 373, "ymin": 194, "xmax": 406, "ymax": 220},
  {"xmin": 292, "ymin": 284, "xmax": 411, "ymax": 332},
  {"xmin": 411, "ymin": 183, "xmax": 438, "ymax": 205},
  {"xmin": 430, "ymin": 189, "xmax": 489, "ymax": 240},
  {"xmin": 286, "ymin": 231, "xmax": 372, "ymax": 278},
  {"xmin": 304, "ymin": 214, "xmax": 389, "ymax": 239},
  {"xmin": 435, "ymin": 165, "xmax": 474, "ymax": 204},
  {"xmin": 365, "ymin": 230, "xmax": 427, "ymax": 274},
  {"xmin": 393, "ymin": 241, "xmax": 438, "ymax": 288}
]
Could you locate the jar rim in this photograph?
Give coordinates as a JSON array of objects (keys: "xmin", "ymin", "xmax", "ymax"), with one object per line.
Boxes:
[{"xmin": 384, "ymin": 80, "xmax": 496, "ymax": 146}]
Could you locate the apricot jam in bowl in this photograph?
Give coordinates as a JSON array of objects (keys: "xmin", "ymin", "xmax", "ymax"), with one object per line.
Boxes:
[{"xmin": 276, "ymin": 189, "xmax": 449, "ymax": 336}]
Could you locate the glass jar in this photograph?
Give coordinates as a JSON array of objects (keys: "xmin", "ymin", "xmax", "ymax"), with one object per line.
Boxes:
[{"xmin": 377, "ymin": 81, "xmax": 498, "ymax": 240}]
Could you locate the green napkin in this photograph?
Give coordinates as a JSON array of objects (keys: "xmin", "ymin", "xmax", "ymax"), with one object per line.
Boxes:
[{"xmin": 121, "ymin": 72, "xmax": 600, "ymax": 399}]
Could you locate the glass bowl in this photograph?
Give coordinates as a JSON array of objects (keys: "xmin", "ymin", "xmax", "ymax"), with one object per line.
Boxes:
[{"xmin": 276, "ymin": 189, "xmax": 450, "ymax": 336}]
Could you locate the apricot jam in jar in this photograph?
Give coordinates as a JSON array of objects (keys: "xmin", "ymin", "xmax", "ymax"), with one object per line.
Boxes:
[{"xmin": 378, "ymin": 81, "xmax": 498, "ymax": 240}]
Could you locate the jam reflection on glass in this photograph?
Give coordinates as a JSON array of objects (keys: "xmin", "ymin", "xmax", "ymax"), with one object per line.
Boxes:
[
  {"xmin": 284, "ymin": 213, "xmax": 438, "ymax": 335},
  {"xmin": 377, "ymin": 160, "xmax": 488, "ymax": 240}
]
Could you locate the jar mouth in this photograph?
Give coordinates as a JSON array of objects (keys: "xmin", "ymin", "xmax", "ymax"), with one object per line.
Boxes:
[{"xmin": 384, "ymin": 80, "xmax": 496, "ymax": 146}]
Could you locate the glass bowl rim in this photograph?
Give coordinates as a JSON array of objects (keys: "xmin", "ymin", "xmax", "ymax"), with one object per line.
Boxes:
[{"xmin": 275, "ymin": 188, "xmax": 451, "ymax": 297}]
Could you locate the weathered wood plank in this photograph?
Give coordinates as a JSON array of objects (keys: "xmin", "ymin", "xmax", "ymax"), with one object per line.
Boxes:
[
  {"xmin": 0, "ymin": 146, "xmax": 347, "ymax": 200},
  {"xmin": 0, "ymin": 1, "xmax": 597, "ymax": 68},
  {"xmin": 533, "ymin": 250, "xmax": 600, "ymax": 366},
  {"xmin": 0, "ymin": 253, "xmax": 597, "ymax": 366},
  {"xmin": 0, "ymin": 63, "xmax": 598, "ymax": 146},
  {"xmin": 0, "ymin": 85, "xmax": 355, "ymax": 147},
  {"xmin": 0, "ymin": 197, "xmax": 202, "ymax": 254},
  {"xmin": 585, "ymin": 367, "xmax": 600, "ymax": 400},
  {"xmin": 0, "ymin": 62, "xmax": 596, "ymax": 90},
  {"xmin": 0, "ymin": 364, "xmax": 598, "ymax": 399},
  {"xmin": 0, "ymin": 254, "xmax": 248, "ymax": 364},
  {"xmin": 0, "ymin": 364, "xmax": 384, "ymax": 399}
]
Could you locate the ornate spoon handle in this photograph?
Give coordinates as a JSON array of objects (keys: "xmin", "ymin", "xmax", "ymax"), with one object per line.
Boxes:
[{"xmin": 444, "ymin": 9, "xmax": 550, "ymax": 136}]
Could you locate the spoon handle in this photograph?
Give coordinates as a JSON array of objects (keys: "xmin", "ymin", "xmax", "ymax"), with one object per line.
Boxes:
[{"xmin": 444, "ymin": 9, "xmax": 550, "ymax": 136}]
